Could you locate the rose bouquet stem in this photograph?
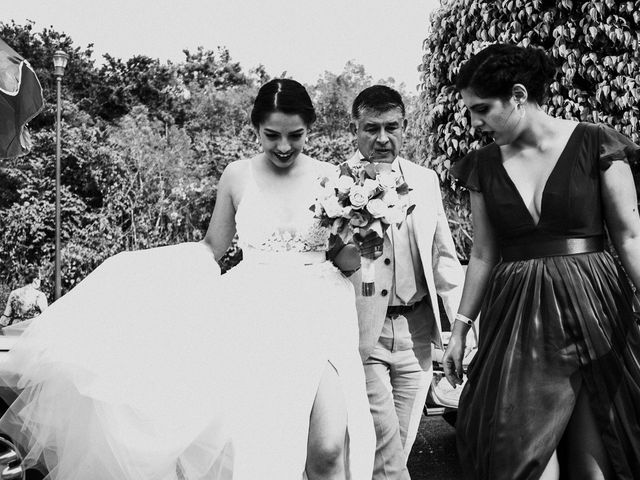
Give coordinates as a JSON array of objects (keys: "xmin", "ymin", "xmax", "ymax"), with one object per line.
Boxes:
[{"xmin": 361, "ymin": 256, "xmax": 375, "ymax": 296}]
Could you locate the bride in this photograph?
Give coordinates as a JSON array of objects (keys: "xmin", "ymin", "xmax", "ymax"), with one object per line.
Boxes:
[{"xmin": 0, "ymin": 79, "xmax": 374, "ymax": 480}]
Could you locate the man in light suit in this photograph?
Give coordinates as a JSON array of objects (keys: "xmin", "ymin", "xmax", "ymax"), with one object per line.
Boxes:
[{"xmin": 347, "ymin": 85, "xmax": 464, "ymax": 479}]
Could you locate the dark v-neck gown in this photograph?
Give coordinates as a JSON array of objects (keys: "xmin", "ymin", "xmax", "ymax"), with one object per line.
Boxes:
[{"xmin": 451, "ymin": 122, "xmax": 640, "ymax": 480}]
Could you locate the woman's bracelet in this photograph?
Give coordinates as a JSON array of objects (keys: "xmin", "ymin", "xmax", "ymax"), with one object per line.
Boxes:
[{"xmin": 455, "ymin": 313, "xmax": 475, "ymax": 325}]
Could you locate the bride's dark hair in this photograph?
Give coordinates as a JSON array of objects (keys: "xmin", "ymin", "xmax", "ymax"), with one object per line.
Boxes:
[{"xmin": 251, "ymin": 79, "xmax": 317, "ymax": 128}]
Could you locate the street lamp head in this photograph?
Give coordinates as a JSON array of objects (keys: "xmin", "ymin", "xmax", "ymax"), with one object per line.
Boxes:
[{"xmin": 52, "ymin": 50, "xmax": 69, "ymax": 77}]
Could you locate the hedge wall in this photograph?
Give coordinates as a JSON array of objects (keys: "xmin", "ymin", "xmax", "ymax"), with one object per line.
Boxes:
[{"xmin": 418, "ymin": 0, "xmax": 640, "ymax": 259}]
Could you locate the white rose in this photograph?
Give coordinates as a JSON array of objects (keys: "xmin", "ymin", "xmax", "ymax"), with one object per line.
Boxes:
[
  {"xmin": 383, "ymin": 205, "xmax": 406, "ymax": 225},
  {"xmin": 335, "ymin": 175, "xmax": 355, "ymax": 194},
  {"xmin": 366, "ymin": 198, "xmax": 388, "ymax": 219},
  {"xmin": 382, "ymin": 189, "xmax": 400, "ymax": 207},
  {"xmin": 362, "ymin": 178, "xmax": 380, "ymax": 198},
  {"xmin": 349, "ymin": 185, "xmax": 369, "ymax": 209},
  {"xmin": 320, "ymin": 195, "xmax": 345, "ymax": 218},
  {"xmin": 378, "ymin": 171, "xmax": 400, "ymax": 191}
]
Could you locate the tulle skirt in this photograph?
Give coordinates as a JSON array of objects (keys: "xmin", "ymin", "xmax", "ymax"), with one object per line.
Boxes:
[
  {"xmin": 0, "ymin": 243, "xmax": 374, "ymax": 479},
  {"xmin": 456, "ymin": 251, "xmax": 640, "ymax": 480}
]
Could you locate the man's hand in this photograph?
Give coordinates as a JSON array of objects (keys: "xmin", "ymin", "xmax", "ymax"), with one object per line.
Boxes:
[{"xmin": 353, "ymin": 230, "xmax": 384, "ymax": 260}]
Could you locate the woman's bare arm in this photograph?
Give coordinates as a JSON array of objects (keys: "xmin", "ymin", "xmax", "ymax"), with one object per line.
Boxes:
[
  {"xmin": 601, "ymin": 160, "xmax": 640, "ymax": 289},
  {"xmin": 202, "ymin": 162, "xmax": 244, "ymax": 263},
  {"xmin": 443, "ymin": 191, "xmax": 500, "ymax": 385}
]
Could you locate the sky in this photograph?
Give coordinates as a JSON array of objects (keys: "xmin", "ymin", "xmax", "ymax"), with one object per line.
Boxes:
[{"xmin": 4, "ymin": 0, "xmax": 441, "ymax": 91}]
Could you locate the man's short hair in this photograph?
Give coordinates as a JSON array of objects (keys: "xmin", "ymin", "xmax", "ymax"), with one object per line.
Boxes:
[{"xmin": 351, "ymin": 85, "xmax": 406, "ymax": 120}]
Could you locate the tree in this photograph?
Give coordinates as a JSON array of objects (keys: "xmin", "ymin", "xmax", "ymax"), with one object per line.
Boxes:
[
  {"xmin": 310, "ymin": 61, "xmax": 374, "ymax": 139},
  {"xmin": 92, "ymin": 54, "xmax": 172, "ymax": 121},
  {"xmin": 419, "ymin": 0, "xmax": 640, "ymax": 259},
  {"xmin": 179, "ymin": 47, "xmax": 248, "ymax": 90}
]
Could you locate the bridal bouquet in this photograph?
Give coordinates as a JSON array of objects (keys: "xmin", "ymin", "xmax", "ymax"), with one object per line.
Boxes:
[{"xmin": 311, "ymin": 161, "xmax": 414, "ymax": 296}]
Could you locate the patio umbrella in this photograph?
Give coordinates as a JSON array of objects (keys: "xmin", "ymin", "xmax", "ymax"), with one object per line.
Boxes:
[{"xmin": 0, "ymin": 37, "xmax": 44, "ymax": 159}]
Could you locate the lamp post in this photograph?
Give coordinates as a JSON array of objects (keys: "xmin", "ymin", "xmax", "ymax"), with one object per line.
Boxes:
[{"xmin": 53, "ymin": 50, "xmax": 68, "ymax": 301}]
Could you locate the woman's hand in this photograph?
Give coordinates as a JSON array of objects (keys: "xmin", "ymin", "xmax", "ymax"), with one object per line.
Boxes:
[{"xmin": 443, "ymin": 330, "xmax": 467, "ymax": 388}]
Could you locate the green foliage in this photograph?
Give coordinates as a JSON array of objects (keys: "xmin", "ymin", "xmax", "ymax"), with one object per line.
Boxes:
[
  {"xmin": 305, "ymin": 134, "xmax": 355, "ymax": 166},
  {"xmin": 310, "ymin": 61, "xmax": 374, "ymax": 139},
  {"xmin": 0, "ymin": 283, "xmax": 10, "ymax": 311},
  {"xmin": 419, "ymin": 0, "xmax": 640, "ymax": 260},
  {"xmin": 179, "ymin": 47, "xmax": 249, "ymax": 90},
  {"xmin": 92, "ymin": 54, "xmax": 174, "ymax": 121}
]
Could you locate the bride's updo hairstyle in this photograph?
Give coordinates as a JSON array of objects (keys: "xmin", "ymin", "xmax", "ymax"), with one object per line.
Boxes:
[
  {"xmin": 250, "ymin": 79, "xmax": 317, "ymax": 128},
  {"xmin": 455, "ymin": 43, "xmax": 557, "ymax": 104}
]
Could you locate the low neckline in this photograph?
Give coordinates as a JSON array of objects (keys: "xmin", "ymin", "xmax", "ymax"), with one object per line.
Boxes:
[
  {"xmin": 248, "ymin": 157, "xmax": 320, "ymax": 194},
  {"xmin": 238, "ymin": 158, "xmax": 319, "ymax": 214},
  {"xmin": 495, "ymin": 122, "xmax": 584, "ymax": 228},
  {"xmin": 235, "ymin": 158, "xmax": 328, "ymax": 246}
]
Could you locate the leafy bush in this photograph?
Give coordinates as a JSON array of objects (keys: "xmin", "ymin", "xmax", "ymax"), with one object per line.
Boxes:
[
  {"xmin": 0, "ymin": 283, "xmax": 10, "ymax": 312},
  {"xmin": 419, "ymin": 0, "xmax": 640, "ymax": 259}
]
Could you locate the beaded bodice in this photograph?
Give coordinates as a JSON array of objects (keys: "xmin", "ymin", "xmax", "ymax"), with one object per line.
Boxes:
[{"xmin": 235, "ymin": 164, "xmax": 330, "ymax": 254}]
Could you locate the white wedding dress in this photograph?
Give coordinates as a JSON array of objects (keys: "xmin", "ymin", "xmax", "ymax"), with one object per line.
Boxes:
[{"xmin": 0, "ymin": 164, "xmax": 374, "ymax": 479}]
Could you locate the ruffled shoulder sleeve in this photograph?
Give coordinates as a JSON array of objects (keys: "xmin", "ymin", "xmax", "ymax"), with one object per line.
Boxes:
[
  {"xmin": 597, "ymin": 123, "xmax": 640, "ymax": 170},
  {"xmin": 450, "ymin": 149, "xmax": 481, "ymax": 192}
]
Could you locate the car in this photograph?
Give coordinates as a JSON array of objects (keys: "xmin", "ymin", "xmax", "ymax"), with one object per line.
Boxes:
[
  {"xmin": 424, "ymin": 322, "xmax": 478, "ymax": 426},
  {"xmin": 0, "ymin": 435, "xmax": 25, "ymax": 480},
  {"xmin": 0, "ymin": 327, "xmax": 37, "ymax": 480},
  {"xmin": 0, "ymin": 336, "xmax": 18, "ymax": 356},
  {"xmin": 0, "ymin": 332, "xmax": 20, "ymax": 412}
]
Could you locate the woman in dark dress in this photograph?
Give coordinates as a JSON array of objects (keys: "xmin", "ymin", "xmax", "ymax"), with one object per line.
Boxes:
[{"xmin": 442, "ymin": 43, "xmax": 640, "ymax": 480}]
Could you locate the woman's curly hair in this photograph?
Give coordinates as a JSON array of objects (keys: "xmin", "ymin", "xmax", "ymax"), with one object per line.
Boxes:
[{"xmin": 456, "ymin": 43, "xmax": 557, "ymax": 104}]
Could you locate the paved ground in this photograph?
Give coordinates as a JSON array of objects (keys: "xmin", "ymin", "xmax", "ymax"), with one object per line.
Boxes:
[{"xmin": 407, "ymin": 413, "xmax": 463, "ymax": 480}]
